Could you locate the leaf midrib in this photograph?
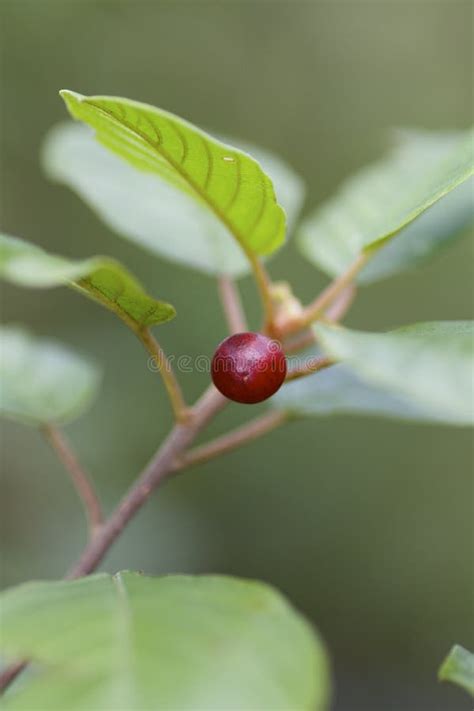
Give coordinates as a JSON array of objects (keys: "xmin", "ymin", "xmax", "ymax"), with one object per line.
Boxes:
[
  {"xmin": 111, "ymin": 573, "xmax": 137, "ymax": 705},
  {"xmin": 72, "ymin": 276, "xmax": 152, "ymax": 333},
  {"xmin": 367, "ymin": 162, "xmax": 474, "ymax": 254},
  {"xmin": 85, "ymin": 99, "xmax": 260, "ymax": 258}
]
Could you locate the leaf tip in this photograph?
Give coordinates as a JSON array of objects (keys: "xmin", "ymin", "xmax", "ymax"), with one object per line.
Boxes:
[
  {"xmin": 438, "ymin": 644, "xmax": 474, "ymax": 695},
  {"xmin": 59, "ymin": 89, "xmax": 84, "ymax": 113}
]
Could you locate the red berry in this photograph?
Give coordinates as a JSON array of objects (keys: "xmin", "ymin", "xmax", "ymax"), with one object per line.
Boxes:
[{"xmin": 211, "ymin": 332, "xmax": 287, "ymax": 404}]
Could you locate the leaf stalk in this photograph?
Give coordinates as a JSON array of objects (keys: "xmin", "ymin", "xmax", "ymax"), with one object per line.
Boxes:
[{"xmin": 137, "ymin": 328, "xmax": 190, "ymax": 423}]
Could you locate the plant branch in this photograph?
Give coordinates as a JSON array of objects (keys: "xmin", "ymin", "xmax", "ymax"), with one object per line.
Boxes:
[
  {"xmin": 138, "ymin": 328, "xmax": 189, "ymax": 423},
  {"xmin": 324, "ymin": 284, "xmax": 357, "ymax": 322},
  {"xmin": 0, "ymin": 386, "xmax": 226, "ymax": 696},
  {"xmin": 300, "ymin": 253, "xmax": 367, "ymax": 328},
  {"xmin": 2, "ymin": 285, "xmax": 283, "ymax": 694},
  {"xmin": 284, "ymin": 285, "xmax": 357, "ymax": 354},
  {"xmin": 278, "ymin": 253, "xmax": 368, "ymax": 336},
  {"xmin": 1, "ymin": 387, "xmax": 287, "ymax": 695},
  {"xmin": 65, "ymin": 385, "xmax": 226, "ymax": 579},
  {"xmin": 41, "ymin": 424, "xmax": 103, "ymax": 537},
  {"xmin": 175, "ymin": 410, "xmax": 287, "ymax": 471},
  {"xmin": 0, "ymin": 661, "xmax": 27, "ymax": 694},
  {"xmin": 217, "ymin": 275, "xmax": 247, "ymax": 334},
  {"xmin": 286, "ymin": 355, "xmax": 334, "ymax": 381}
]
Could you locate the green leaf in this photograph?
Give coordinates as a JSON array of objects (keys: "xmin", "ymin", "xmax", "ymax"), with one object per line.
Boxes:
[
  {"xmin": 361, "ymin": 178, "xmax": 473, "ymax": 282},
  {"xmin": 439, "ymin": 645, "xmax": 474, "ymax": 696},
  {"xmin": 59, "ymin": 90, "xmax": 287, "ymax": 268},
  {"xmin": 0, "ymin": 233, "xmax": 175, "ymax": 331},
  {"xmin": 0, "ymin": 572, "xmax": 330, "ymax": 710},
  {"xmin": 42, "ymin": 122, "xmax": 305, "ymax": 277},
  {"xmin": 311, "ymin": 321, "xmax": 474, "ymax": 426},
  {"xmin": 299, "ymin": 129, "xmax": 474, "ymax": 283},
  {"xmin": 0, "ymin": 325, "xmax": 100, "ymax": 425}
]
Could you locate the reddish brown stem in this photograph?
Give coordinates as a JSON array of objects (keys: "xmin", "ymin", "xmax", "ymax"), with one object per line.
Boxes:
[
  {"xmin": 324, "ymin": 284, "xmax": 357, "ymax": 322},
  {"xmin": 42, "ymin": 424, "xmax": 103, "ymax": 537},
  {"xmin": 0, "ymin": 398, "xmax": 289, "ymax": 695},
  {"xmin": 298, "ymin": 253, "xmax": 367, "ymax": 328},
  {"xmin": 278, "ymin": 253, "xmax": 368, "ymax": 336},
  {"xmin": 284, "ymin": 285, "xmax": 357, "ymax": 354},
  {"xmin": 175, "ymin": 410, "xmax": 287, "ymax": 470},
  {"xmin": 218, "ymin": 275, "xmax": 247, "ymax": 334},
  {"xmin": 0, "ymin": 661, "xmax": 27, "ymax": 694},
  {"xmin": 65, "ymin": 385, "xmax": 226, "ymax": 579}
]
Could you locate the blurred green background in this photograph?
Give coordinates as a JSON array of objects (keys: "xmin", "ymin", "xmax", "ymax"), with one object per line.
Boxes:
[{"xmin": 1, "ymin": 1, "xmax": 473, "ymax": 709}]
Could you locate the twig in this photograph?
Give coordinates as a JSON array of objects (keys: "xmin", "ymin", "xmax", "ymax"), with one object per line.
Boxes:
[
  {"xmin": 62, "ymin": 273, "xmax": 352, "ymax": 576},
  {"xmin": 284, "ymin": 285, "xmax": 357, "ymax": 354},
  {"xmin": 324, "ymin": 284, "xmax": 357, "ymax": 322},
  {"xmin": 41, "ymin": 424, "xmax": 103, "ymax": 537},
  {"xmin": 1, "ymin": 393, "xmax": 289, "ymax": 695},
  {"xmin": 138, "ymin": 328, "xmax": 190, "ymax": 423},
  {"xmin": 300, "ymin": 253, "xmax": 367, "ymax": 328},
  {"xmin": 0, "ymin": 661, "xmax": 27, "ymax": 694},
  {"xmin": 175, "ymin": 410, "xmax": 287, "ymax": 470},
  {"xmin": 278, "ymin": 253, "xmax": 368, "ymax": 336},
  {"xmin": 65, "ymin": 385, "xmax": 226, "ymax": 579},
  {"xmin": 0, "ymin": 395, "xmax": 288, "ymax": 695},
  {"xmin": 0, "ymin": 389, "xmax": 224, "ymax": 696},
  {"xmin": 286, "ymin": 356, "xmax": 334, "ymax": 381},
  {"xmin": 217, "ymin": 275, "xmax": 247, "ymax": 334},
  {"xmin": 0, "ymin": 274, "xmax": 295, "ymax": 694}
]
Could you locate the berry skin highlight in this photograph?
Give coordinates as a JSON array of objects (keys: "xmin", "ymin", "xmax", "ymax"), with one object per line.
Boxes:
[{"xmin": 211, "ymin": 332, "xmax": 287, "ymax": 404}]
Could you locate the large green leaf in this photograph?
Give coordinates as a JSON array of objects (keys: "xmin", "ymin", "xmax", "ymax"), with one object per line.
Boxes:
[
  {"xmin": 0, "ymin": 572, "xmax": 330, "ymax": 710},
  {"xmin": 310, "ymin": 321, "xmax": 474, "ymax": 426},
  {"xmin": 299, "ymin": 129, "xmax": 474, "ymax": 283},
  {"xmin": 59, "ymin": 91, "xmax": 287, "ymax": 269},
  {"xmin": 439, "ymin": 645, "xmax": 474, "ymax": 696},
  {"xmin": 361, "ymin": 178, "xmax": 473, "ymax": 282},
  {"xmin": 0, "ymin": 233, "xmax": 175, "ymax": 331},
  {"xmin": 42, "ymin": 122, "xmax": 305, "ymax": 277},
  {"xmin": 0, "ymin": 325, "xmax": 100, "ymax": 425}
]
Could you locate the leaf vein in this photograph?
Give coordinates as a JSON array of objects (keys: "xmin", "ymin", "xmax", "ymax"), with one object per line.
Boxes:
[
  {"xmin": 224, "ymin": 153, "xmax": 242, "ymax": 213},
  {"xmin": 246, "ymin": 174, "xmax": 267, "ymax": 238},
  {"xmin": 85, "ymin": 100, "xmax": 257, "ymax": 251},
  {"xmin": 200, "ymin": 135, "xmax": 213, "ymax": 191},
  {"xmin": 166, "ymin": 118, "xmax": 189, "ymax": 165}
]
